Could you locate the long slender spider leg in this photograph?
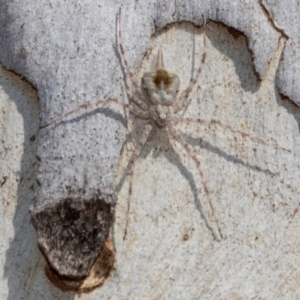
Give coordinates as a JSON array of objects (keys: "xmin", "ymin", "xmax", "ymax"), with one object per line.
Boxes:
[
  {"xmin": 123, "ymin": 123, "xmax": 154, "ymax": 240},
  {"xmin": 173, "ymin": 52, "xmax": 206, "ymax": 114},
  {"xmin": 173, "ymin": 117, "xmax": 291, "ymax": 152},
  {"xmin": 122, "ymin": 86, "xmax": 149, "ymax": 111},
  {"xmin": 180, "ymin": 95, "xmax": 193, "ymax": 117},
  {"xmin": 117, "ymin": 8, "xmax": 143, "ymax": 98},
  {"xmin": 167, "ymin": 123, "xmax": 223, "ymax": 240},
  {"xmin": 41, "ymin": 98, "xmax": 149, "ymax": 129},
  {"xmin": 121, "ymin": 85, "xmax": 129, "ymax": 120}
]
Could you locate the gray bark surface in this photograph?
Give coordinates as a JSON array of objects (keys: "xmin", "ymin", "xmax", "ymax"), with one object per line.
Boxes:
[{"xmin": 1, "ymin": 1, "xmax": 300, "ymax": 299}]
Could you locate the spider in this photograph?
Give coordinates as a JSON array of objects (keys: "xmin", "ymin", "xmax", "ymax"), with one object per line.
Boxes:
[{"xmin": 43, "ymin": 9, "xmax": 287, "ymax": 241}]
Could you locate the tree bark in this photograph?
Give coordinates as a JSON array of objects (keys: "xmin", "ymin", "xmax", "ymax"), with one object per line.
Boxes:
[{"xmin": 1, "ymin": 1, "xmax": 300, "ymax": 299}]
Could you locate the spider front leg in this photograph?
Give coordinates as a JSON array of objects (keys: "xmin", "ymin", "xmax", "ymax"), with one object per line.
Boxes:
[
  {"xmin": 167, "ymin": 123, "xmax": 223, "ymax": 240},
  {"xmin": 122, "ymin": 86, "xmax": 149, "ymax": 112},
  {"xmin": 173, "ymin": 52, "xmax": 206, "ymax": 114},
  {"xmin": 117, "ymin": 8, "xmax": 147, "ymax": 105},
  {"xmin": 122, "ymin": 123, "xmax": 154, "ymax": 240}
]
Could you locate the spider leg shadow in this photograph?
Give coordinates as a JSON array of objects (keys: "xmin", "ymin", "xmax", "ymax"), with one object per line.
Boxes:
[
  {"xmin": 163, "ymin": 129, "xmax": 280, "ymax": 241},
  {"xmin": 115, "ymin": 120, "xmax": 157, "ymax": 194},
  {"xmin": 163, "ymin": 143, "xmax": 220, "ymax": 241},
  {"xmin": 182, "ymin": 133, "xmax": 279, "ymax": 177},
  {"xmin": 46, "ymin": 106, "xmax": 127, "ymax": 130},
  {"xmin": 115, "ymin": 126, "xmax": 220, "ymax": 241}
]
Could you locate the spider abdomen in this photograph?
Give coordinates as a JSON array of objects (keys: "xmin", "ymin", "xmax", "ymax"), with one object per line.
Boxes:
[{"xmin": 142, "ymin": 69, "xmax": 180, "ymax": 105}]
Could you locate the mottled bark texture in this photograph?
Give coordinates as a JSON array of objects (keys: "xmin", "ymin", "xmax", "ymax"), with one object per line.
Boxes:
[
  {"xmin": 1, "ymin": 1, "xmax": 300, "ymax": 299},
  {"xmin": 31, "ymin": 195, "xmax": 114, "ymax": 278}
]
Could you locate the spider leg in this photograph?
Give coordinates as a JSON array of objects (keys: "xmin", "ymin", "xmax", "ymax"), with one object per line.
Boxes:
[
  {"xmin": 122, "ymin": 86, "xmax": 149, "ymax": 111},
  {"xmin": 123, "ymin": 123, "xmax": 154, "ymax": 240},
  {"xmin": 173, "ymin": 117, "xmax": 290, "ymax": 152},
  {"xmin": 167, "ymin": 122, "xmax": 223, "ymax": 240},
  {"xmin": 41, "ymin": 98, "xmax": 149, "ymax": 129},
  {"xmin": 173, "ymin": 51, "xmax": 206, "ymax": 114},
  {"xmin": 117, "ymin": 8, "xmax": 145, "ymax": 101}
]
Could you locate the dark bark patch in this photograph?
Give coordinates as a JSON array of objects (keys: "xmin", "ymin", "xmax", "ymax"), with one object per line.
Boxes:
[{"xmin": 31, "ymin": 195, "xmax": 114, "ymax": 278}]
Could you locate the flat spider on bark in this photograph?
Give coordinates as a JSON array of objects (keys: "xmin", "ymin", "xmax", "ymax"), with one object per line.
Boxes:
[
  {"xmin": 44, "ymin": 10, "xmax": 286, "ymax": 240},
  {"xmin": 115, "ymin": 11, "xmax": 289, "ymax": 239}
]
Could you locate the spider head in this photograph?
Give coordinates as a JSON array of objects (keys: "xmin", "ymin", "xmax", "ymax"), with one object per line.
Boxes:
[{"xmin": 142, "ymin": 48, "xmax": 180, "ymax": 106}]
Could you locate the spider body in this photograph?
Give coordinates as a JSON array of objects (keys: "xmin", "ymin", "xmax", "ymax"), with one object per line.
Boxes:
[
  {"xmin": 118, "ymin": 39, "xmax": 220, "ymax": 238},
  {"xmin": 141, "ymin": 51, "xmax": 179, "ymax": 128}
]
